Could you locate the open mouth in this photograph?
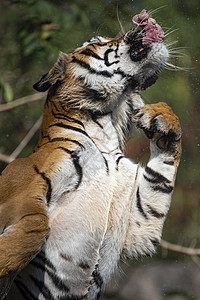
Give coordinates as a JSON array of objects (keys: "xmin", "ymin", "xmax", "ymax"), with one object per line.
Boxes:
[
  {"xmin": 130, "ymin": 10, "xmax": 165, "ymax": 91},
  {"xmin": 132, "ymin": 9, "xmax": 164, "ymax": 46}
]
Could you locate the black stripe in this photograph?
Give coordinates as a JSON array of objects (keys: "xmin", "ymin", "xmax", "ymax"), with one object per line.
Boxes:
[
  {"xmin": 90, "ymin": 43, "xmax": 97, "ymax": 49},
  {"xmin": 30, "ymin": 275, "xmax": 55, "ymax": 300},
  {"xmin": 90, "ymin": 112, "xmax": 104, "ymax": 128},
  {"xmin": 147, "ymin": 204, "xmax": 165, "ymax": 218},
  {"xmin": 80, "ymin": 48, "xmax": 103, "ymax": 60},
  {"xmin": 60, "ymin": 102, "xmax": 68, "ymax": 113},
  {"xmin": 51, "ymin": 109, "xmax": 85, "ymax": 128},
  {"xmin": 15, "ymin": 278, "xmax": 37, "ymax": 300},
  {"xmin": 72, "ymin": 56, "xmax": 113, "ymax": 78},
  {"xmin": 163, "ymin": 160, "xmax": 174, "ymax": 165},
  {"xmin": 30, "ymin": 260, "xmax": 69, "ymax": 292},
  {"xmin": 143, "ymin": 174, "xmax": 158, "ymax": 184},
  {"xmin": 50, "ymin": 137, "xmax": 84, "ymax": 148},
  {"xmin": 71, "ymin": 152, "xmax": 83, "ymax": 189},
  {"xmin": 103, "ymin": 156, "xmax": 109, "ymax": 174},
  {"xmin": 48, "ymin": 97, "xmax": 60, "ymax": 112},
  {"xmin": 90, "ymin": 264, "xmax": 103, "ymax": 300},
  {"xmin": 145, "ymin": 166, "xmax": 171, "ymax": 183},
  {"xmin": 41, "ymin": 133, "xmax": 51, "ymax": 140},
  {"xmin": 136, "ymin": 188, "xmax": 148, "ymax": 219},
  {"xmin": 51, "ymin": 101, "xmax": 60, "ymax": 112},
  {"xmin": 152, "ymin": 184, "xmax": 173, "ymax": 194},
  {"xmin": 84, "ymin": 86, "xmax": 107, "ymax": 102},
  {"xmin": 88, "ymin": 109, "xmax": 111, "ymax": 118},
  {"xmin": 29, "ymin": 259, "xmax": 45, "ymax": 271},
  {"xmin": 51, "ymin": 109, "xmax": 75, "ymax": 123},
  {"xmin": 116, "ymin": 155, "xmax": 124, "ymax": 171},
  {"xmin": 114, "ymin": 43, "xmax": 120, "ymax": 57},
  {"xmin": 104, "ymin": 49, "xmax": 119, "ymax": 66},
  {"xmin": 93, "ymin": 42, "xmax": 109, "ymax": 46},
  {"xmin": 57, "ymin": 146, "xmax": 72, "ymax": 155},
  {"xmin": 49, "ymin": 122, "xmax": 89, "ymax": 138},
  {"xmin": 91, "ymin": 265, "xmax": 103, "ymax": 288},
  {"xmin": 58, "ymin": 147, "xmax": 83, "ymax": 189},
  {"xmin": 36, "ymin": 137, "xmax": 83, "ymax": 150},
  {"xmin": 45, "ymin": 94, "xmax": 51, "ymax": 108},
  {"xmin": 34, "ymin": 165, "xmax": 52, "ymax": 204},
  {"xmin": 36, "ymin": 253, "xmax": 56, "ymax": 272},
  {"xmin": 79, "ymin": 261, "xmax": 90, "ymax": 269},
  {"xmin": 114, "ymin": 69, "xmax": 130, "ymax": 78},
  {"xmin": 58, "ymin": 295, "xmax": 86, "ymax": 300},
  {"xmin": 144, "ymin": 174, "xmax": 173, "ymax": 194}
]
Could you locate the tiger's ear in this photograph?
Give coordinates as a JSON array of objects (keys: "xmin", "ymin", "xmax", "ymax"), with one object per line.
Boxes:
[{"xmin": 33, "ymin": 52, "xmax": 68, "ymax": 92}]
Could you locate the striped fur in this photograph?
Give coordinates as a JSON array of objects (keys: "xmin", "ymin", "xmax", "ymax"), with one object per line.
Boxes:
[{"xmin": 0, "ymin": 27, "xmax": 181, "ymax": 300}]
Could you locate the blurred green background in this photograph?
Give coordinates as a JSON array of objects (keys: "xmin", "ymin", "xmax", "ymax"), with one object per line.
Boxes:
[{"xmin": 0, "ymin": 0, "xmax": 199, "ymax": 299}]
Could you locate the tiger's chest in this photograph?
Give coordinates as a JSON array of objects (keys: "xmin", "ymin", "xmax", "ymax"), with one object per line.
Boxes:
[
  {"xmin": 47, "ymin": 144, "xmax": 124, "ymax": 250},
  {"xmin": 39, "ymin": 144, "xmax": 126, "ymax": 296},
  {"xmin": 11, "ymin": 116, "xmax": 137, "ymax": 299}
]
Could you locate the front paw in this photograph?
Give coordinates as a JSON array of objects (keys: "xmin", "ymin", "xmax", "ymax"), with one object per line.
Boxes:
[{"xmin": 132, "ymin": 102, "xmax": 181, "ymax": 158}]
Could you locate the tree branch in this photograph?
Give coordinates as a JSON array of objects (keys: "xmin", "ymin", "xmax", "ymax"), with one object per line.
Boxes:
[
  {"xmin": 0, "ymin": 153, "xmax": 15, "ymax": 164},
  {"xmin": 160, "ymin": 239, "xmax": 200, "ymax": 256},
  {"xmin": 0, "ymin": 116, "xmax": 42, "ymax": 164},
  {"xmin": 0, "ymin": 93, "xmax": 45, "ymax": 112},
  {"xmin": 10, "ymin": 115, "xmax": 42, "ymax": 159}
]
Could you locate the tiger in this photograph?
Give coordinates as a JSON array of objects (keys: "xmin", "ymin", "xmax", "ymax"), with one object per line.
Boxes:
[{"xmin": 0, "ymin": 10, "xmax": 181, "ymax": 300}]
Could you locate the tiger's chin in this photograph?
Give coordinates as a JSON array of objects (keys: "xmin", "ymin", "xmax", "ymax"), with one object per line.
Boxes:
[{"xmin": 141, "ymin": 73, "xmax": 159, "ymax": 90}]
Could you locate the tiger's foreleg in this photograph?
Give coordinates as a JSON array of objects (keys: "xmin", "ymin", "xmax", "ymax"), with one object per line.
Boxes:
[
  {"xmin": 0, "ymin": 203, "xmax": 49, "ymax": 299},
  {"xmin": 123, "ymin": 102, "xmax": 181, "ymax": 258},
  {"xmin": 0, "ymin": 212, "xmax": 49, "ymax": 299},
  {"xmin": 0, "ymin": 160, "xmax": 50, "ymax": 299}
]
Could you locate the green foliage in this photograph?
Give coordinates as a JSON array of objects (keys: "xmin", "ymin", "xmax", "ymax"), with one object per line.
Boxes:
[
  {"xmin": 165, "ymin": 288, "xmax": 196, "ymax": 299},
  {"xmin": 0, "ymin": 76, "xmax": 13, "ymax": 102}
]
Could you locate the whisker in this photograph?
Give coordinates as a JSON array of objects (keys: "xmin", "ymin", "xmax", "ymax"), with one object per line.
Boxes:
[
  {"xmin": 95, "ymin": 23, "xmax": 105, "ymax": 37},
  {"xmin": 165, "ymin": 40, "xmax": 179, "ymax": 47},
  {"xmin": 148, "ymin": 5, "xmax": 167, "ymax": 16},
  {"xmin": 164, "ymin": 28, "xmax": 179, "ymax": 38},
  {"xmin": 163, "ymin": 25, "xmax": 176, "ymax": 35},
  {"xmin": 168, "ymin": 48, "xmax": 187, "ymax": 55},
  {"xmin": 165, "ymin": 62, "xmax": 191, "ymax": 71},
  {"xmin": 116, "ymin": 3, "xmax": 125, "ymax": 35},
  {"xmin": 132, "ymin": 23, "xmax": 142, "ymax": 34},
  {"xmin": 168, "ymin": 46, "xmax": 189, "ymax": 51},
  {"xmin": 168, "ymin": 53, "xmax": 186, "ymax": 58}
]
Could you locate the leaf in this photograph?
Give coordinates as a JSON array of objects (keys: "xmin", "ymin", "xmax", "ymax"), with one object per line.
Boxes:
[
  {"xmin": 0, "ymin": 78, "xmax": 13, "ymax": 103},
  {"xmin": 3, "ymin": 82, "xmax": 13, "ymax": 103}
]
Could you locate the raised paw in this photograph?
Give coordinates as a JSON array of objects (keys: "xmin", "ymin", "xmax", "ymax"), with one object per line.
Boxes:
[{"xmin": 132, "ymin": 102, "xmax": 181, "ymax": 162}]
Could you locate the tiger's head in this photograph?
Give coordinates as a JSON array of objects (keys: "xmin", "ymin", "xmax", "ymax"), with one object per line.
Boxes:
[{"xmin": 34, "ymin": 11, "xmax": 169, "ymax": 121}]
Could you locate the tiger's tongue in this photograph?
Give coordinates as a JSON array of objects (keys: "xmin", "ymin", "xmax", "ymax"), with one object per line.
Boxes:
[{"xmin": 132, "ymin": 9, "xmax": 164, "ymax": 46}]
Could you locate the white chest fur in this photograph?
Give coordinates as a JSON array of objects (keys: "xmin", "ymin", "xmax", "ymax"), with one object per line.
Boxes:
[{"xmin": 43, "ymin": 115, "xmax": 135, "ymax": 294}]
